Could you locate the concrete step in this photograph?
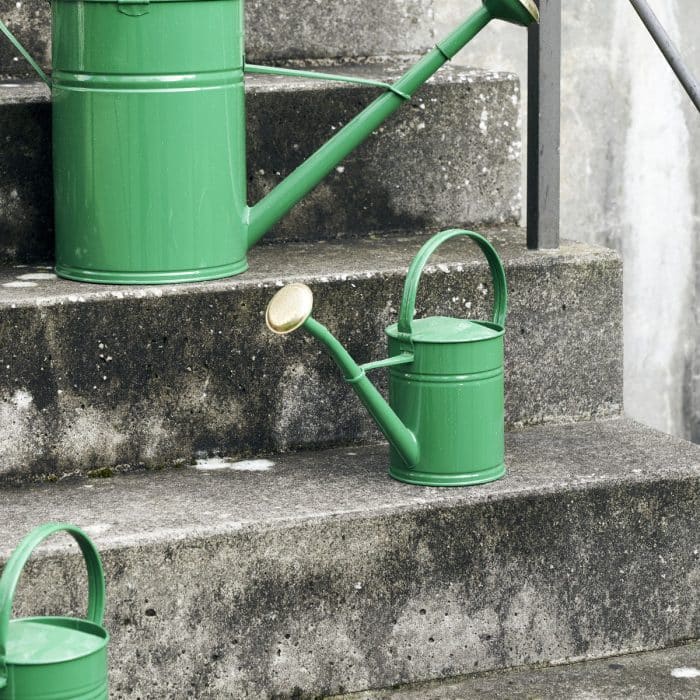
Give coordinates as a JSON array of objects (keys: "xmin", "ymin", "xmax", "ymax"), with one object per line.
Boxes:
[
  {"xmin": 0, "ymin": 63, "xmax": 520, "ymax": 264},
  {"xmin": 338, "ymin": 642, "xmax": 700, "ymax": 699},
  {"xmin": 0, "ymin": 0, "xmax": 436, "ymax": 80},
  {"xmin": 0, "ymin": 228, "xmax": 622, "ymax": 481},
  {"xmin": 1, "ymin": 418, "xmax": 698, "ymax": 698}
]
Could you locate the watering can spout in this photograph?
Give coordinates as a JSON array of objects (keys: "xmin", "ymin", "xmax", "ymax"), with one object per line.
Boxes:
[
  {"xmin": 265, "ymin": 284, "xmax": 420, "ymax": 468},
  {"xmin": 245, "ymin": 0, "xmax": 538, "ymax": 248}
]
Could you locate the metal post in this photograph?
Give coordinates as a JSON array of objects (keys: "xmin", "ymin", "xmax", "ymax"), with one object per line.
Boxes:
[
  {"xmin": 628, "ymin": 0, "xmax": 700, "ymax": 114},
  {"xmin": 527, "ymin": 0, "xmax": 560, "ymax": 249}
]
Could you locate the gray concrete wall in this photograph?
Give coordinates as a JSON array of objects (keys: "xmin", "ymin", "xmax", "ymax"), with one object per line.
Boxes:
[{"xmin": 435, "ymin": 0, "xmax": 700, "ymax": 440}]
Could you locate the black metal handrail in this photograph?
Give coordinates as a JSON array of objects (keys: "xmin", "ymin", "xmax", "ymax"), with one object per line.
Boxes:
[
  {"xmin": 526, "ymin": 0, "xmax": 560, "ymax": 250},
  {"xmin": 628, "ymin": 0, "xmax": 700, "ymax": 114}
]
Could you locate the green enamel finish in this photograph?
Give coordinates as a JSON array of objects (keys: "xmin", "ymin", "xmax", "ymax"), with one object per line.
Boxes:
[
  {"xmin": 1, "ymin": 0, "xmax": 534, "ymax": 283},
  {"xmin": 384, "ymin": 229, "xmax": 507, "ymax": 485},
  {"xmin": 279, "ymin": 229, "xmax": 508, "ymax": 487},
  {"xmin": 385, "ymin": 332, "xmax": 505, "ymax": 486},
  {"xmin": 0, "ymin": 524, "xmax": 109, "ymax": 700},
  {"xmin": 303, "ymin": 317, "xmax": 421, "ymax": 468},
  {"xmin": 51, "ymin": 0, "xmax": 246, "ymax": 283},
  {"xmin": 7, "ymin": 620, "xmax": 105, "ymax": 665},
  {"xmin": 388, "ymin": 317, "xmax": 502, "ymax": 345}
]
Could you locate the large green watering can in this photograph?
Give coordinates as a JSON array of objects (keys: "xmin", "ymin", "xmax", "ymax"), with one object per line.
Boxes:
[
  {"xmin": 0, "ymin": 523, "xmax": 108, "ymax": 700},
  {"xmin": 266, "ymin": 229, "xmax": 507, "ymax": 486},
  {"xmin": 0, "ymin": 0, "xmax": 537, "ymax": 284}
]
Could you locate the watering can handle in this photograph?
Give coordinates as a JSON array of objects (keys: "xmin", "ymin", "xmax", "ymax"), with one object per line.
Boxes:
[
  {"xmin": 398, "ymin": 229, "xmax": 507, "ymax": 335},
  {"xmin": 0, "ymin": 522, "xmax": 106, "ymax": 685}
]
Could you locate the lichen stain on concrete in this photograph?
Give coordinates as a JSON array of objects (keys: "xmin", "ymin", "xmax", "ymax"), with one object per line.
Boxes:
[
  {"xmin": 55, "ymin": 402, "xmax": 129, "ymax": 467},
  {"xmin": 272, "ymin": 363, "xmax": 331, "ymax": 451},
  {"xmin": 390, "ymin": 591, "xmax": 501, "ymax": 674},
  {"xmin": 499, "ymin": 585, "xmax": 574, "ymax": 661},
  {"xmin": 0, "ymin": 389, "xmax": 39, "ymax": 471}
]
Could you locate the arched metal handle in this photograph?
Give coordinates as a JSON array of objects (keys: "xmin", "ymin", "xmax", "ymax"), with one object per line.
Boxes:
[
  {"xmin": 397, "ymin": 229, "xmax": 507, "ymax": 336},
  {"xmin": 0, "ymin": 523, "xmax": 106, "ymax": 687}
]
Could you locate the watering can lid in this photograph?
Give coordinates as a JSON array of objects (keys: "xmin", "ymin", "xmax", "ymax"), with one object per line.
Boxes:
[
  {"xmin": 392, "ymin": 230, "xmax": 507, "ymax": 344},
  {"xmin": 5, "ymin": 618, "xmax": 107, "ymax": 665},
  {"xmin": 386, "ymin": 316, "xmax": 503, "ymax": 344}
]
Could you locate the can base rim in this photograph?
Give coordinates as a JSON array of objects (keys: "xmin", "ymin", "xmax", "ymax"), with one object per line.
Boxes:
[
  {"xmin": 55, "ymin": 259, "xmax": 249, "ymax": 285},
  {"xmin": 389, "ymin": 462, "xmax": 506, "ymax": 486}
]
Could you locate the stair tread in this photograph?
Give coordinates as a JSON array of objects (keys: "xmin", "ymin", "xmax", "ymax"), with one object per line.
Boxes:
[
  {"xmin": 1, "ymin": 64, "xmax": 521, "ymax": 263},
  {"xmin": 0, "ymin": 0, "xmax": 438, "ymax": 78},
  {"xmin": 0, "ymin": 228, "xmax": 622, "ymax": 479},
  {"xmin": 339, "ymin": 642, "xmax": 700, "ymax": 699},
  {"xmin": 0, "ymin": 225, "xmax": 616, "ymax": 309},
  {"xmin": 1, "ymin": 418, "xmax": 697, "ymax": 558},
  {"xmin": 0, "ymin": 64, "xmax": 513, "ymax": 104}
]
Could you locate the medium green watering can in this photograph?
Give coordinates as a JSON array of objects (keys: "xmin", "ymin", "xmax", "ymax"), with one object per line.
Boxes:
[
  {"xmin": 266, "ymin": 229, "xmax": 507, "ymax": 486},
  {"xmin": 0, "ymin": 523, "xmax": 109, "ymax": 700},
  {"xmin": 0, "ymin": 0, "xmax": 537, "ymax": 284}
]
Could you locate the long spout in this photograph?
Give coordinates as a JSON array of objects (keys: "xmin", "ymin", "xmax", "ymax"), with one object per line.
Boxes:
[
  {"xmin": 265, "ymin": 284, "xmax": 420, "ymax": 468},
  {"xmin": 246, "ymin": 0, "xmax": 538, "ymax": 248}
]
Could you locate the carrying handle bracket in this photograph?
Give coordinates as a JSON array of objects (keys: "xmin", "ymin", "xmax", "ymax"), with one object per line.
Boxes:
[
  {"xmin": 0, "ymin": 523, "xmax": 106, "ymax": 687},
  {"xmin": 397, "ymin": 229, "xmax": 508, "ymax": 337},
  {"xmin": 244, "ymin": 63, "xmax": 411, "ymax": 100},
  {"xmin": 0, "ymin": 18, "xmax": 51, "ymax": 86}
]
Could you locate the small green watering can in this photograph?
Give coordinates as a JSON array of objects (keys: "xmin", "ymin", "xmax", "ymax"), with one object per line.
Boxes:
[
  {"xmin": 266, "ymin": 229, "xmax": 507, "ymax": 486},
  {"xmin": 0, "ymin": 523, "xmax": 108, "ymax": 700},
  {"xmin": 0, "ymin": 0, "xmax": 537, "ymax": 284}
]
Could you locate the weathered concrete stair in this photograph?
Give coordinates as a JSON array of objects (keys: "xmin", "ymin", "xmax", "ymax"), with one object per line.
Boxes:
[
  {"xmin": 339, "ymin": 642, "xmax": 700, "ymax": 699},
  {"xmin": 0, "ymin": 65, "xmax": 520, "ymax": 264},
  {"xmin": 1, "ymin": 418, "xmax": 698, "ymax": 698},
  {"xmin": 0, "ymin": 0, "xmax": 436, "ymax": 79},
  {"xmin": 0, "ymin": 228, "xmax": 622, "ymax": 481},
  {"xmin": 3, "ymin": 5, "xmax": 691, "ymax": 699}
]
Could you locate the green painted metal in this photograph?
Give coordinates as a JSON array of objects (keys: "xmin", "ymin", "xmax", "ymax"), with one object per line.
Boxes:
[
  {"xmin": 243, "ymin": 64, "xmax": 410, "ymax": 100},
  {"xmin": 0, "ymin": 22, "xmax": 50, "ymax": 86},
  {"xmin": 0, "ymin": 523, "xmax": 109, "ymax": 699},
  {"xmin": 266, "ymin": 229, "xmax": 508, "ymax": 487},
  {"xmin": 303, "ymin": 316, "xmax": 422, "ymax": 469},
  {"xmin": 0, "ymin": 0, "xmax": 537, "ymax": 284}
]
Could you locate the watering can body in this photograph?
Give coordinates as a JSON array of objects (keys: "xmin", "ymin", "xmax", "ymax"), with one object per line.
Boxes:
[
  {"xmin": 266, "ymin": 229, "xmax": 508, "ymax": 486},
  {"xmin": 385, "ymin": 316, "xmax": 505, "ymax": 485},
  {"xmin": 1, "ymin": 0, "xmax": 537, "ymax": 284},
  {"xmin": 52, "ymin": 0, "xmax": 247, "ymax": 283},
  {"xmin": 0, "ymin": 524, "xmax": 109, "ymax": 700}
]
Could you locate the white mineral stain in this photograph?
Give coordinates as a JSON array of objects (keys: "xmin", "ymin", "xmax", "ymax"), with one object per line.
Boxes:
[
  {"xmin": 3, "ymin": 281, "xmax": 37, "ymax": 288},
  {"xmin": 16, "ymin": 272, "xmax": 57, "ymax": 281},
  {"xmin": 12, "ymin": 390, "xmax": 33, "ymax": 409},
  {"xmin": 83, "ymin": 523, "xmax": 112, "ymax": 536},
  {"xmin": 671, "ymin": 668, "xmax": 700, "ymax": 679},
  {"xmin": 479, "ymin": 108, "xmax": 488, "ymax": 134},
  {"xmin": 194, "ymin": 457, "xmax": 274, "ymax": 472}
]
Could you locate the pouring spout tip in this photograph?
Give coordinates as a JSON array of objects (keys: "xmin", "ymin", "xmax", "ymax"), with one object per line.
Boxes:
[{"xmin": 266, "ymin": 283, "xmax": 314, "ymax": 334}]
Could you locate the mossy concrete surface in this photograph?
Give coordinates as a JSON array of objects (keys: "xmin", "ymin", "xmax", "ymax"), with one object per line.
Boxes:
[
  {"xmin": 0, "ymin": 229, "xmax": 622, "ymax": 480},
  {"xmin": 0, "ymin": 419, "xmax": 697, "ymax": 698}
]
